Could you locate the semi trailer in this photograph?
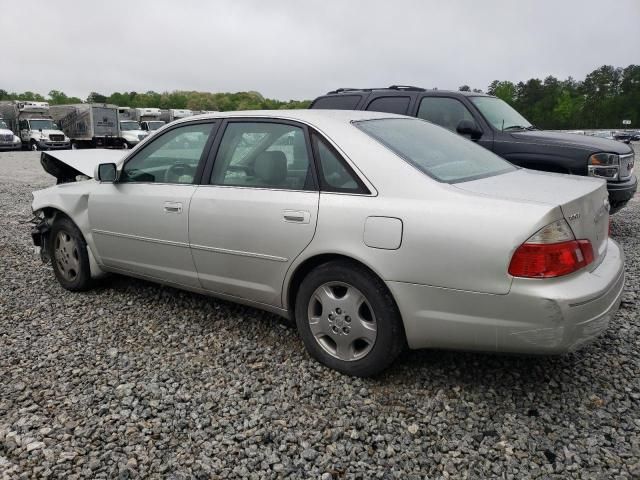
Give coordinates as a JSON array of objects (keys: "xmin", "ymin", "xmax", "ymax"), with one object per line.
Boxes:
[
  {"xmin": 160, "ymin": 108, "xmax": 194, "ymax": 124},
  {"xmin": 50, "ymin": 104, "xmax": 122, "ymax": 149},
  {"xmin": 0, "ymin": 101, "xmax": 69, "ymax": 151}
]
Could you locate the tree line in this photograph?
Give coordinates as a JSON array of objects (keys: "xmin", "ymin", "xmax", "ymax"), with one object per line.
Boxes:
[
  {"xmin": 462, "ymin": 64, "xmax": 640, "ymax": 129},
  {"xmin": 1, "ymin": 64, "xmax": 638, "ymax": 129},
  {"xmin": 0, "ymin": 89, "xmax": 311, "ymax": 112}
]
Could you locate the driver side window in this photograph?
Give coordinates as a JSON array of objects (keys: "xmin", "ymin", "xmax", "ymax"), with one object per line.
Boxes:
[
  {"xmin": 120, "ymin": 123, "xmax": 214, "ymax": 184},
  {"xmin": 417, "ymin": 97, "xmax": 475, "ymax": 132}
]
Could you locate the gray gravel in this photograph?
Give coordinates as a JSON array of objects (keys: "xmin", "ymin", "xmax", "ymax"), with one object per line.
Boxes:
[{"xmin": 1, "ymin": 150, "xmax": 639, "ymax": 479}]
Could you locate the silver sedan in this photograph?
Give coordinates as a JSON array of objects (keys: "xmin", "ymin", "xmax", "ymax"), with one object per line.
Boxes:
[{"xmin": 32, "ymin": 110, "xmax": 625, "ymax": 376}]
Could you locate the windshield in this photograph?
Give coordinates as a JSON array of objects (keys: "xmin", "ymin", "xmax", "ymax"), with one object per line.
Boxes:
[
  {"xmin": 0, "ymin": 120, "xmax": 7, "ymax": 129},
  {"xmin": 355, "ymin": 118, "xmax": 516, "ymax": 183},
  {"xmin": 148, "ymin": 121, "xmax": 165, "ymax": 130},
  {"xmin": 120, "ymin": 121, "xmax": 141, "ymax": 131},
  {"xmin": 470, "ymin": 97, "xmax": 532, "ymax": 131},
  {"xmin": 29, "ymin": 119, "xmax": 56, "ymax": 130}
]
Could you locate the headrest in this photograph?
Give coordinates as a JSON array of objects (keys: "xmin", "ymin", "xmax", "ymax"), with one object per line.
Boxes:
[{"xmin": 254, "ymin": 151, "xmax": 287, "ymax": 185}]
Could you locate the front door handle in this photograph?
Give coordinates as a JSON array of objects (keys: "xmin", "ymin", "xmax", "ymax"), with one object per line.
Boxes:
[
  {"xmin": 164, "ymin": 201, "xmax": 183, "ymax": 214},
  {"xmin": 283, "ymin": 210, "xmax": 310, "ymax": 224}
]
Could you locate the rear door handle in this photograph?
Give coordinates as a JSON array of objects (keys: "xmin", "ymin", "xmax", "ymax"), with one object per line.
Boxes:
[
  {"xmin": 283, "ymin": 210, "xmax": 310, "ymax": 223},
  {"xmin": 164, "ymin": 201, "xmax": 183, "ymax": 214}
]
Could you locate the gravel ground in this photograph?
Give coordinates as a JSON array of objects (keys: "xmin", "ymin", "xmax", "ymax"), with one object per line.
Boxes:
[{"xmin": 0, "ymin": 150, "xmax": 639, "ymax": 479}]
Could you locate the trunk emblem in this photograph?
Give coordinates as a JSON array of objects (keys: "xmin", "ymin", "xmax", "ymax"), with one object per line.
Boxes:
[{"xmin": 567, "ymin": 212, "xmax": 580, "ymax": 221}]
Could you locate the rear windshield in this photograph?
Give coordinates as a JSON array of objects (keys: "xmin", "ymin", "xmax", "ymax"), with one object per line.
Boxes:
[{"xmin": 354, "ymin": 118, "xmax": 516, "ymax": 183}]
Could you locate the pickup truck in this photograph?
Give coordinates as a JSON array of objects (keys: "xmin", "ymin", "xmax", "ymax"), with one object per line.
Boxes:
[{"xmin": 310, "ymin": 86, "xmax": 637, "ymax": 213}]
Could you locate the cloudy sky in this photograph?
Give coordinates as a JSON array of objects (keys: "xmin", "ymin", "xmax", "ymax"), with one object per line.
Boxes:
[{"xmin": 2, "ymin": 0, "xmax": 639, "ymax": 101}]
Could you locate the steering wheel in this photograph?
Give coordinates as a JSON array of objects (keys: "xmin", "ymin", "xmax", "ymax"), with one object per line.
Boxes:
[{"xmin": 164, "ymin": 163, "xmax": 196, "ymax": 183}]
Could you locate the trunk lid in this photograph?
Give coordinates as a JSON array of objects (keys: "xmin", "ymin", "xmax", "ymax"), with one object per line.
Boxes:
[{"xmin": 454, "ymin": 168, "xmax": 610, "ymax": 262}]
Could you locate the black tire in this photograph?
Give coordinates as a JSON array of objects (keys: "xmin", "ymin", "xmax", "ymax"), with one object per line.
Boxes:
[
  {"xmin": 49, "ymin": 217, "xmax": 92, "ymax": 291},
  {"xmin": 30, "ymin": 140, "xmax": 39, "ymax": 151},
  {"xmin": 295, "ymin": 260, "xmax": 406, "ymax": 377}
]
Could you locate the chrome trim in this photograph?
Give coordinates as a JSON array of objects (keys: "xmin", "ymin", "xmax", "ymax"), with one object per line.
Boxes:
[
  {"xmin": 190, "ymin": 243, "xmax": 288, "ymax": 262},
  {"xmin": 92, "ymin": 229, "xmax": 288, "ymax": 262},
  {"xmin": 92, "ymin": 229, "xmax": 189, "ymax": 248}
]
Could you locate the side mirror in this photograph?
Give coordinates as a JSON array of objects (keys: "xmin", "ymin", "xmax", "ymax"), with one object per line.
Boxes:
[
  {"xmin": 95, "ymin": 163, "xmax": 117, "ymax": 182},
  {"xmin": 457, "ymin": 119, "xmax": 482, "ymax": 140}
]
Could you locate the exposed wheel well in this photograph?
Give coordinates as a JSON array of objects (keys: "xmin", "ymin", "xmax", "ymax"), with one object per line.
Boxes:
[{"xmin": 286, "ymin": 254, "xmax": 400, "ymax": 320}]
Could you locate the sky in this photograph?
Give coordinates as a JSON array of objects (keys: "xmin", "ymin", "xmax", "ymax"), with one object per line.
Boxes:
[{"xmin": 2, "ymin": 0, "xmax": 639, "ymax": 101}]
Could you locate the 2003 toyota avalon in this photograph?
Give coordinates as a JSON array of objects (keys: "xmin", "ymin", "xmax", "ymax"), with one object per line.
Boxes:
[{"xmin": 31, "ymin": 110, "xmax": 625, "ymax": 377}]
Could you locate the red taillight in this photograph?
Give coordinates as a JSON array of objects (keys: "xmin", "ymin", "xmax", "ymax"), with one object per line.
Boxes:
[{"xmin": 508, "ymin": 240, "xmax": 594, "ymax": 278}]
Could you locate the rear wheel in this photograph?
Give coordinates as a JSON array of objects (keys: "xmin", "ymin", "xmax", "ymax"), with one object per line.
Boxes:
[
  {"xmin": 49, "ymin": 217, "xmax": 92, "ymax": 291},
  {"xmin": 122, "ymin": 141, "xmax": 130, "ymax": 150},
  {"xmin": 295, "ymin": 261, "xmax": 406, "ymax": 377}
]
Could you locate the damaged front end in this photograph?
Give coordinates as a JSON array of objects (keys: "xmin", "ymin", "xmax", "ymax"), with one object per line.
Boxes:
[{"xmin": 30, "ymin": 210, "xmax": 53, "ymax": 263}]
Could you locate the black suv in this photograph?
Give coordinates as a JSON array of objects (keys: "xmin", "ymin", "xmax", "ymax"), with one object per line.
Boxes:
[{"xmin": 310, "ymin": 86, "xmax": 637, "ymax": 213}]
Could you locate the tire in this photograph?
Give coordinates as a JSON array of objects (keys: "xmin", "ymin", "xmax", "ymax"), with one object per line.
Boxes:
[
  {"xmin": 295, "ymin": 260, "xmax": 406, "ymax": 377},
  {"xmin": 122, "ymin": 141, "xmax": 130, "ymax": 150},
  {"xmin": 49, "ymin": 217, "xmax": 92, "ymax": 291},
  {"xmin": 30, "ymin": 141, "xmax": 39, "ymax": 151},
  {"xmin": 71, "ymin": 142, "xmax": 79, "ymax": 150}
]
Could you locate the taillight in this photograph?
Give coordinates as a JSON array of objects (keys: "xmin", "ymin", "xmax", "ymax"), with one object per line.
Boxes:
[{"xmin": 508, "ymin": 219, "xmax": 594, "ymax": 278}]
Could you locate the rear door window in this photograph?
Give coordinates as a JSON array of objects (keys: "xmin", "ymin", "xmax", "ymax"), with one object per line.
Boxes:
[
  {"xmin": 210, "ymin": 122, "xmax": 314, "ymax": 191},
  {"xmin": 311, "ymin": 95, "xmax": 362, "ymax": 110},
  {"xmin": 366, "ymin": 96, "xmax": 410, "ymax": 115}
]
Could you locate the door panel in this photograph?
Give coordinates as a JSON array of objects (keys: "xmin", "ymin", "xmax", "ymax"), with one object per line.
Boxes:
[
  {"xmin": 189, "ymin": 187, "xmax": 319, "ymax": 306},
  {"xmin": 87, "ymin": 121, "xmax": 216, "ymax": 287},
  {"xmin": 89, "ymin": 183, "xmax": 199, "ymax": 287}
]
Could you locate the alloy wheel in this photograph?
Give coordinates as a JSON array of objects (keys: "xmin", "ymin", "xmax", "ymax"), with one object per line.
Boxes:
[
  {"xmin": 307, "ymin": 282, "xmax": 377, "ymax": 361},
  {"xmin": 54, "ymin": 230, "xmax": 80, "ymax": 282}
]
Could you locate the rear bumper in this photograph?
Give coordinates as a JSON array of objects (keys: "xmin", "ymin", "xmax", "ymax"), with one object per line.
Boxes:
[
  {"xmin": 607, "ymin": 175, "xmax": 637, "ymax": 212},
  {"xmin": 388, "ymin": 238, "xmax": 625, "ymax": 353}
]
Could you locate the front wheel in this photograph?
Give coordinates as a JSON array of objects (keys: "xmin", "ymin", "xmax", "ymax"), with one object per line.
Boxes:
[
  {"xmin": 49, "ymin": 217, "xmax": 92, "ymax": 291},
  {"xmin": 30, "ymin": 141, "xmax": 39, "ymax": 151},
  {"xmin": 295, "ymin": 261, "xmax": 406, "ymax": 377},
  {"xmin": 122, "ymin": 141, "xmax": 130, "ymax": 150}
]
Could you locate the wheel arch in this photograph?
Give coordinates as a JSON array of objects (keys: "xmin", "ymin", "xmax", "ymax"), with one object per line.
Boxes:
[
  {"xmin": 284, "ymin": 252, "xmax": 402, "ymax": 324},
  {"xmin": 35, "ymin": 206, "xmax": 106, "ymax": 279}
]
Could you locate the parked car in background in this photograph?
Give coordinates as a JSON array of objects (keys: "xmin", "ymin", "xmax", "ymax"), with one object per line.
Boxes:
[
  {"xmin": 613, "ymin": 131, "xmax": 632, "ymax": 144},
  {"xmin": 31, "ymin": 110, "xmax": 624, "ymax": 376},
  {"xmin": 590, "ymin": 131, "xmax": 616, "ymax": 140},
  {"xmin": 0, "ymin": 101, "xmax": 69, "ymax": 151},
  {"xmin": 310, "ymin": 86, "xmax": 637, "ymax": 213},
  {"xmin": 0, "ymin": 118, "xmax": 22, "ymax": 150}
]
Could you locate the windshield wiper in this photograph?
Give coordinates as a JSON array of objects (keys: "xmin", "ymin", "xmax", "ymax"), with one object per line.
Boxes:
[{"xmin": 503, "ymin": 125, "xmax": 529, "ymax": 131}]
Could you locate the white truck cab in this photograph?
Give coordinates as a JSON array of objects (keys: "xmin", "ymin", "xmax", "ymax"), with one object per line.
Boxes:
[
  {"xmin": 119, "ymin": 120, "xmax": 149, "ymax": 149},
  {"xmin": 0, "ymin": 118, "xmax": 21, "ymax": 150},
  {"xmin": 7, "ymin": 102, "xmax": 70, "ymax": 151}
]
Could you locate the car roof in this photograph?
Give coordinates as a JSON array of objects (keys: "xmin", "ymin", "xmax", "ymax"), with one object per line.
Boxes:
[
  {"xmin": 176, "ymin": 109, "xmax": 408, "ymax": 129},
  {"xmin": 320, "ymin": 87, "xmax": 491, "ymax": 98}
]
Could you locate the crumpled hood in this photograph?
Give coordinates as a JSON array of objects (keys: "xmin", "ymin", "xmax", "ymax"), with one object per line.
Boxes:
[
  {"xmin": 510, "ymin": 130, "xmax": 632, "ymax": 155},
  {"xmin": 40, "ymin": 149, "xmax": 127, "ymax": 181}
]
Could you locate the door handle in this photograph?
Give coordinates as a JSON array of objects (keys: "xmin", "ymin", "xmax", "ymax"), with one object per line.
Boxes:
[
  {"xmin": 164, "ymin": 201, "xmax": 183, "ymax": 214},
  {"xmin": 283, "ymin": 210, "xmax": 310, "ymax": 224}
]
